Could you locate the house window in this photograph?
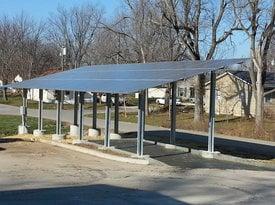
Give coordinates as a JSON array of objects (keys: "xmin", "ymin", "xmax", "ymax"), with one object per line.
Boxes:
[
  {"xmin": 178, "ymin": 87, "xmax": 187, "ymax": 97},
  {"xmin": 190, "ymin": 87, "xmax": 195, "ymax": 98}
]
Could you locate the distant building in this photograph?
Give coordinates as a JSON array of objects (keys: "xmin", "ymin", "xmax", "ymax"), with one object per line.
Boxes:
[
  {"xmin": 14, "ymin": 75, "xmax": 23, "ymax": 83},
  {"xmin": 176, "ymin": 78, "xmax": 195, "ymax": 102},
  {"xmin": 204, "ymin": 71, "xmax": 275, "ymax": 117},
  {"xmin": 27, "ymin": 89, "xmax": 93, "ymax": 104},
  {"xmin": 135, "ymin": 77, "xmax": 196, "ymax": 102}
]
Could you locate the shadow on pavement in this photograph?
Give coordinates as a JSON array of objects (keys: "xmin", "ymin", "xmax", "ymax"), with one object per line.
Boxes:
[
  {"xmin": 121, "ymin": 130, "xmax": 275, "ymax": 160},
  {"xmin": 0, "ymin": 184, "xmax": 187, "ymax": 205},
  {"xmin": 0, "ymin": 138, "xmax": 24, "ymax": 144}
]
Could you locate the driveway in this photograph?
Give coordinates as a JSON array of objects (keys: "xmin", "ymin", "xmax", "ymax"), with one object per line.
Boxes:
[{"xmin": 0, "ymin": 139, "xmax": 274, "ymax": 204}]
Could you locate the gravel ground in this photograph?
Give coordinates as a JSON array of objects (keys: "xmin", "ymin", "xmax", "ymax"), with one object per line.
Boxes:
[{"xmin": 0, "ymin": 138, "xmax": 275, "ymax": 204}]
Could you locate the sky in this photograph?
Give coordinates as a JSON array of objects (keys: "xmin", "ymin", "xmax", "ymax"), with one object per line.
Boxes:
[
  {"xmin": 0, "ymin": 0, "xmax": 249, "ymax": 58},
  {"xmin": 0, "ymin": 0, "xmax": 121, "ymax": 20}
]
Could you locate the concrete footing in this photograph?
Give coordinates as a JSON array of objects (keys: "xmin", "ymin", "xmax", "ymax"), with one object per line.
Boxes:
[
  {"xmin": 164, "ymin": 144, "xmax": 177, "ymax": 149},
  {"xmin": 33, "ymin": 129, "xmax": 44, "ymax": 137},
  {"xmin": 72, "ymin": 139, "xmax": 87, "ymax": 144},
  {"xmin": 201, "ymin": 151, "xmax": 220, "ymax": 159},
  {"xmin": 18, "ymin": 125, "xmax": 28, "ymax": 135},
  {"xmin": 52, "ymin": 134, "xmax": 65, "ymax": 141},
  {"xmin": 70, "ymin": 125, "xmax": 79, "ymax": 136},
  {"xmin": 88, "ymin": 129, "xmax": 100, "ymax": 138},
  {"xmin": 134, "ymin": 154, "xmax": 150, "ymax": 159},
  {"xmin": 110, "ymin": 133, "xmax": 122, "ymax": 140}
]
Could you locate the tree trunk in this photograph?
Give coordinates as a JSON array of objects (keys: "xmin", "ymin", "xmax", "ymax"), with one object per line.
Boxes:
[
  {"xmin": 194, "ymin": 74, "xmax": 205, "ymax": 123},
  {"xmin": 2, "ymin": 80, "xmax": 8, "ymax": 101},
  {"xmin": 255, "ymin": 70, "xmax": 264, "ymax": 131},
  {"xmin": 2, "ymin": 87, "xmax": 7, "ymax": 101}
]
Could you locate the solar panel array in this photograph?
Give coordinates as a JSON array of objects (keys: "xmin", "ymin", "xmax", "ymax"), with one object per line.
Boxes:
[{"xmin": 6, "ymin": 58, "xmax": 248, "ymax": 94}]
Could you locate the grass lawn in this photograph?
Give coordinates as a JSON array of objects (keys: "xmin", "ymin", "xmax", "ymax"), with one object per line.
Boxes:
[
  {"xmin": 0, "ymin": 115, "xmax": 70, "ymax": 137},
  {"xmin": 89, "ymin": 111, "xmax": 275, "ymax": 142}
]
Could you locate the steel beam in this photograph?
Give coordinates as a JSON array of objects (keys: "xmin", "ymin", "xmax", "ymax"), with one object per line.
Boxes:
[
  {"xmin": 78, "ymin": 92, "xmax": 84, "ymax": 140},
  {"xmin": 73, "ymin": 91, "xmax": 79, "ymax": 126},
  {"xmin": 114, "ymin": 94, "xmax": 119, "ymax": 134},
  {"xmin": 56, "ymin": 91, "xmax": 62, "ymax": 135},
  {"xmin": 104, "ymin": 93, "xmax": 111, "ymax": 147},
  {"xmin": 137, "ymin": 90, "xmax": 145, "ymax": 156},
  {"xmin": 208, "ymin": 71, "xmax": 216, "ymax": 153},
  {"xmin": 92, "ymin": 92, "xmax": 97, "ymax": 129},
  {"xmin": 170, "ymin": 82, "xmax": 176, "ymax": 145},
  {"xmin": 38, "ymin": 89, "xmax": 43, "ymax": 131},
  {"xmin": 21, "ymin": 89, "xmax": 28, "ymax": 127}
]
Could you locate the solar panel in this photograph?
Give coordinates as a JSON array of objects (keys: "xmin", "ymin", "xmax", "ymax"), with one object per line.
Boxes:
[{"xmin": 4, "ymin": 58, "xmax": 248, "ymax": 94}]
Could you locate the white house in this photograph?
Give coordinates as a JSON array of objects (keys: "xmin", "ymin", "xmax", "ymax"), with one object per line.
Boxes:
[
  {"xmin": 135, "ymin": 78, "xmax": 196, "ymax": 102},
  {"xmin": 135, "ymin": 88, "xmax": 167, "ymax": 99},
  {"xmin": 27, "ymin": 89, "xmax": 56, "ymax": 103},
  {"xmin": 27, "ymin": 89, "xmax": 94, "ymax": 104},
  {"xmin": 176, "ymin": 78, "xmax": 195, "ymax": 102},
  {"xmin": 14, "ymin": 75, "xmax": 23, "ymax": 83}
]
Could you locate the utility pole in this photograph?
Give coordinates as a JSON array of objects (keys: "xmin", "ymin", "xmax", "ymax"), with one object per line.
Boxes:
[
  {"xmin": 60, "ymin": 47, "xmax": 66, "ymax": 108},
  {"xmin": 60, "ymin": 47, "xmax": 66, "ymax": 71}
]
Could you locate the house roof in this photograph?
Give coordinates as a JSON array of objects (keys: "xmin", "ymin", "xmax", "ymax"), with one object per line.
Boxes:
[
  {"xmin": 4, "ymin": 58, "xmax": 247, "ymax": 94},
  {"xmin": 40, "ymin": 67, "xmax": 61, "ymax": 76},
  {"xmin": 227, "ymin": 70, "xmax": 275, "ymax": 88}
]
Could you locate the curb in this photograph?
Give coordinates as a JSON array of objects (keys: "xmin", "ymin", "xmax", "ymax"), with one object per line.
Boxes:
[
  {"xmin": 144, "ymin": 139, "xmax": 275, "ymax": 169},
  {"xmin": 39, "ymin": 139, "xmax": 150, "ymax": 165}
]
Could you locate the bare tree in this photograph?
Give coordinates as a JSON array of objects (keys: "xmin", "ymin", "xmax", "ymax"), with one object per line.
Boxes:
[
  {"xmin": 233, "ymin": 0, "xmax": 275, "ymax": 131},
  {"xmin": 101, "ymin": 0, "xmax": 184, "ymax": 115},
  {"xmin": 0, "ymin": 13, "xmax": 60, "ymax": 100},
  {"xmin": 48, "ymin": 3, "xmax": 102, "ymax": 69},
  {"xmin": 0, "ymin": 16, "xmax": 21, "ymax": 100},
  {"xmin": 15, "ymin": 13, "xmax": 45, "ymax": 79},
  {"xmin": 157, "ymin": 0, "xmax": 240, "ymax": 123}
]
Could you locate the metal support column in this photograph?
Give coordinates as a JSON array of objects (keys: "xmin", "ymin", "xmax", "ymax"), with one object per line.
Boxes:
[
  {"xmin": 137, "ymin": 90, "xmax": 145, "ymax": 156},
  {"xmin": 170, "ymin": 82, "xmax": 176, "ymax": 145},
  {"xmin": 104, "ymin": 93, "xmax": 111, "ymax": 147},
  {"xmin": 114, "ymin": 94, "xmax": 119, "ymax": 134},
  {"xmin": 21, "ymin": 89, "xmax": 28, "ymax": 127},
  {"xmin": 208, "ymin": 71, "xmax": 216, "ymax": 153},
  {"xmin": 78, "ymin": 92, "xmax": 84, "ymax": 140},
  {"xmin": 73, "ymin": 91, "xmax": 79, "ymax": 126},
  {"xmin": 38, "ymin": 89, "xmax": 43, "ymax": 131},
  {"xmin": 56, "ymin": 91, "xmax": 62, "ymax": 135},
  {"xmin": 92, "ymin": 92, "xmax": 97, "ymax": 129}
]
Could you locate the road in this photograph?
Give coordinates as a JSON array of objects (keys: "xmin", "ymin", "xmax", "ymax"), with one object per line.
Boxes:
[
  {"xmin": 0, "ymin": 104, "xmax": 275, "ymax": 159},
  {"xmin": 0, "ymin": 139, "xmax": 274, "ymax": 204},
  {"xmin": 0, "ymin": 104, "xmax": 166, "ymax": 133}
]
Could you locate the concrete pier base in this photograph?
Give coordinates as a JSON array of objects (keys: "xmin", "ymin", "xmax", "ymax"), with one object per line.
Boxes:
[
  {"xmin": 88, "ymin": 129, "xmax": 100, "ymax": 138},
  {"xmin": 72, "ymin": 139, "xmax": 88, "ymax": 144},
  {"xmin": 33, "ymin": 129, "xmax": 44, "ymax": 137},
  {"xmin": 18, "ymin": 125, "xmax": 28, "ymax": 135},
  {"xmin": 110, "ymin": 133, "xmax": 122, "ymax": 140},
  {"xmin": 52, "ymin": 134, "xmax": 65, "ymax": 141},
  {"xmin": 201, "ymin": 151, "xmax": 220, "ymax": 159},
  {"xmin": 70, "ymin": 125, "xmax": 79, "ymax": 136}
]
